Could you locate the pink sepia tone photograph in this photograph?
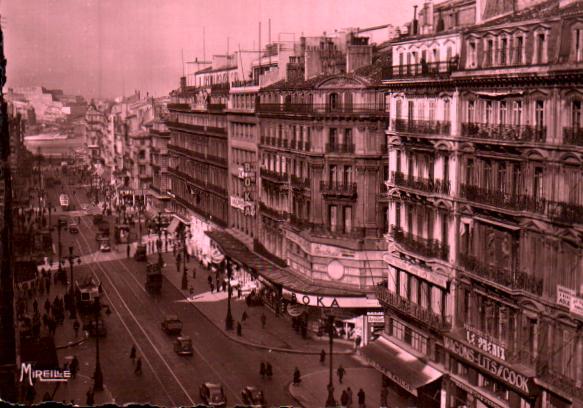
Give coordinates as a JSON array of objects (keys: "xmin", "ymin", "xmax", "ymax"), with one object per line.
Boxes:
[{"xmin": 0, "ymin": 0, "xmax": 582, "ymax": 407}]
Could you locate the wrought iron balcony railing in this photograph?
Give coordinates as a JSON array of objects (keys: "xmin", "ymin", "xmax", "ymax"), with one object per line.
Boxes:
[
  {"xmin": 547, "ymin": 201, "xmax": 583, "ymax": 225},
  {"xmin": 259, "ymin": 168, "xmax": 288, "ymax": 183},
  {"xmin": 259, "ymin": 202, "xmax": 289, "ymax": 221},
  {"xmin": 375, "ymin": 286, "xmax": 452, "ymax": 332},
  {"xmin": 319, "ymin": 181, "xmax": 357, "ymax": 197},
  {"xmin": 392, "ymin": 61, "xmax": 458, "ymax": 78},
  {"xmin": 393, "ymin": 119, "xmax": 451, "ymax": 136},
  {"xmin": 310, "ymin": 224, "xmax": 368, "ymax": 240},
  {"xmin": 392, "ymin": 171, "xmax": 450, "ymax": 195},
  {"xmin": 290, "ymin": 174, "xmax": 310, "ymax": 189},
  {"xmin": 461, "ymin": 123, "xmax": 546, "ymax": 143},
  {"xmin": 563, "ymin": 127, "xmax": 583, "ymax": 147},
  {"xmin": 390, "ymin": 226, "xmax": 449, "ymax": 261},
  {"xmin": 459, "ymin": 253, "xmax": 543, "ymax": 296},
  {"xmin": 257, "ymin": 103, "xmax": 386, "ymax": 115},
  {"xmin": 460, "ymin": 184, "xmax": 546, "ymax": 214},
  {"xmin": 289, "ymin": 214, "xmax": 312, "ymax": 230},
  {"xmin": 325, "ymin": 143, "xmax": 356, "ymax": 154}
]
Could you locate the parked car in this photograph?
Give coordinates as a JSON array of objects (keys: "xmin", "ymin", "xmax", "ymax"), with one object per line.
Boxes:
[
  {"xmin": 68, "ymin": 221, "xmax": 79, "ymax": 234},
  {"xmin": 241, "ymin": 386, "xmax": 266, "ymax": 407},
  {"xmin": 173, "ymin": 336, "xmax": 193, "ymax": 356},
  {"xmin": 199, "ymin": 382, "xmax": 226, "ymax": 407},
  {"xmin": 92, "ymin": 214, "xmax": 104, "ymax": 225},
  {"xmin": 99, "ymin": 241, "xmax": 111, "ymax": 252},
  {"xmin": 161, "ymin": 315, "xmax": 183, "ymax": 335}
]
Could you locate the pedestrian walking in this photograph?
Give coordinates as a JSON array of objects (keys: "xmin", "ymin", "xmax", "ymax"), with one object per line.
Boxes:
[
  {"xmin": 129, "ymin": 345, "xmax": 136, "ymax": 361},
  {"xmin": 44, "ymin": 299, "xmax": 51, "ymax": 314},
  {"xmin": 337, "ymin": 365, "xmax": 346, "ymax": 384},
  {"xmin": 73, "ymin": 320, "xmax": 80, "ymax": 338},
  {"xmin": 70, "ymin": 356, "xmax": 79, "ymax": 378},
  {"xmin": 346, "ymin": 387, "xmax": 353, "ymax": 408},
  {"xmin": 357, "ymin": 388, "xmax": 365, "ymax": 408},
  {"xmin": 241, "ymin": 310, "xmax": 248, "ymax": 322},
  {"xmin": 261, "ymin": 313, "xmax": 266, "ymax": 329},
  {"xmin": 265, "ymin": 362, "xmax": 273, "ymax": 380},
  {"xmin": 134, "ymin": 357, "xmax": 142, "ymax": 375},
  {"xmin": 237, "ymin": 286, "xmax": 242, "ymax": 299},
  {"xmin": 259, "ymin": 362, "xmax": 266, "ymax": 379},
  {"xmin": 293, "ymin": 367, "xmax": 301, "ymax": 385},
  {"xmin": 380, "ymin": 386, "xmax": 388, "ymax": 408},
  {"xmin": 341, "ymin": 390, "xmax": 349, "ymax": 407},
  {"xmin": 236, "ymin": 321, "xmax": 242, "ymax": 337},
  {"xmin": 86, "ymin": 388, "xmax": 94, "ymax": 406},
  {"xmin": 215, "ymin": 276, "xmax": 220, "ymax": 292},
  {"xmin": 210, "ymin": 282, "xmax": 215, "ymax": 293},
  {"xmin": 320, "ymin": 349, "xmax": 326, "ymax": 365}
]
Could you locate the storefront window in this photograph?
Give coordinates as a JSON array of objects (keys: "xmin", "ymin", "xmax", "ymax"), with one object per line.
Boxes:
[{"xmin": 390, "ymin": 318, "xmax": 428, "ymax": 354}]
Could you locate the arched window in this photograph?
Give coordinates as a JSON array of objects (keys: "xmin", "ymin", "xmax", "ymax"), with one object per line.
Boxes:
[{"xmin": 328, "ymin": 93, "xmax": 340, "ymax": 111}]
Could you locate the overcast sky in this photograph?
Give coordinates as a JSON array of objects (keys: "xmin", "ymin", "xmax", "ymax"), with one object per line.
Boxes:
[{"xmin": 2, "ymin": 0, "xmax": 417, "ymax": 99}]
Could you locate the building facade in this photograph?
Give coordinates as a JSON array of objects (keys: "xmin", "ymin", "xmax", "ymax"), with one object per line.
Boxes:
[{"xmin": 374, "ymin": 0, "xmax": 583, "ymax": 407}]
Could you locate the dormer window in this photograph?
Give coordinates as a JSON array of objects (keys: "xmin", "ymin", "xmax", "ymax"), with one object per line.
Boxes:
[
  {"xmin": 328, "ymin": 93, "xmax": 340, "ymax": 112},
  {"xmin": 515, "ymin": 35, "xmax": 525, "ymax": 65},
  {"xmin": 535, "ymin": 30, "xmax": 548, "ymax": 64},
  {"xmin": 467, "ymin": 41, "xmax": 477, "ymax": 68},
  {"xmin": 574, "ymin": 27, "xmax": 583, "ymax": 62}
]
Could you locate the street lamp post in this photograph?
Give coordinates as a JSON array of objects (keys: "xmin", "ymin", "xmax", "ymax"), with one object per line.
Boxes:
[
  {"xmin": 66, "ymin": 246, "xmax": 81, "ymax": 319},
  {"xmin": 325, "ymin": 315, "xmax": 337, "ymax": 408},
  {"xmin": 225, "ymin": 258, "xmax": 233, "ymax": 331},
  {"xmin": 93, "ymin": 296, "xmax": 104, "ymax": 391}
]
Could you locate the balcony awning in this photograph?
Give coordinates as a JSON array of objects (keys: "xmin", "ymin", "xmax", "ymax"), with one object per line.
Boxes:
[
  {"xmin": 361, "ymin": 335, "xmax": 443, "ymax": 397},
  {"xmin": 167, "ymin": 217, "xmax": 181, "ymax": 234}
]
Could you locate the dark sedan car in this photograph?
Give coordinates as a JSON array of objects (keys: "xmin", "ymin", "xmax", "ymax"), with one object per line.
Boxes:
[
  {"xmin": 199, "ymin": 382, "xmax": 226, "ymax": 407},
  {"xmin": 241, "ymin": 386, "xmax": 266, "ymax": 407}
]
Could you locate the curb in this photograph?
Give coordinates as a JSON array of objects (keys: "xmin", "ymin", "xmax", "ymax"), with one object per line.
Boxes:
[
  {"xmin": 56, "ymin": 332, "xmax": 89, "ymax": 350},
  {"xmin": 286, "ymin": 380, "xmax": 307, "ymax": 408},
  {"xmin": 167, "ymin": 275, "xmax": 355, "ymax": 356}
]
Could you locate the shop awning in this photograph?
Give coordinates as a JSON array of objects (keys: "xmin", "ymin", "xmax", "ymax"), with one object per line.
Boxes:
[
  {"xmin": 167, "ymin": 217, "xmax": 181, "ymax": 234},
  {"xmin": 205, "ymin": 230, "xmax": 371, "ymax": 298},
  {"xmin": 361, "ymin": 335, "xmax": 443, "ymax": 397}
]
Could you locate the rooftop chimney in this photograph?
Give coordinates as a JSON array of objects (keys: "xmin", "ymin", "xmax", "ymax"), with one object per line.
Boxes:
[{"xmin": 413, "ymin": 5, "xmax": 419, "ymax": 35}]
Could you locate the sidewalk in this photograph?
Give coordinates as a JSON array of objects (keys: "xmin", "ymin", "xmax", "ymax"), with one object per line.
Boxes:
[
  {"xmin": 133, "ymin": 240, "xmax": 355, "ymax": 355},
  {"xmin": 33, "ymin": 374, "xmax": 115, "ymax": 406},
  {"xmin": 19, "ymin": 271, "xmax": 115, "ymax": 405},
  {"xmin": 288, "ymin": 367, "xmax": 410, "ymax": 408}
]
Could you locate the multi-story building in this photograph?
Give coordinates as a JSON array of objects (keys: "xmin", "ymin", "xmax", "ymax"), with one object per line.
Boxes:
[
  {"xmin": 373, "ymin": 0, "xmax": 583, "ymax": 407},
  {"xmin": 205, "ymin": 31, "xmax": 393, "ymax": 343},
  {"xmin": 84, "ymin": 104, "xmax": 107, "ymax": 164},
  {"xmin": 166, "ymin": 57, "xmax": 240, "ymax": 255},
  {"xmin": 148, "ymin": 114, "xmax": 172, "ymax": 214}
]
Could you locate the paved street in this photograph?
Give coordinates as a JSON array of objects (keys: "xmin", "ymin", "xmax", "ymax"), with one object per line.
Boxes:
[{"xmin": 27, "ymin": 182, "xmax": 371, "ymax": 406}]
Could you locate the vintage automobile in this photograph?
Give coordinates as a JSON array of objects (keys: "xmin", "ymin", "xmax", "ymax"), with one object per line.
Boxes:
[
  {"xmin": 145, "ymin": 262, "xmax": 163, "ymax": 294},
  {"xmin": 68, "ymin": 220, "xmax": 79, "ymax": 234},
  {"xmin": 134, "ymin": 243, "xmax": 147, "ymax": 262},
  {"xmin": 99, "ymin": 240, "xmax": 111, "ymax": 252},
  {"xmin": 161, "ymin": 314, "xmax": 183, "ymax": 335},
  {"xmin": 199, "ymin": 382, "xmax": 226, "ymax": 407},
  {"xmin": 241, "ymin": 386, "xmax": 266, "ymax": 407},
  {"xmin": 173, "ymin": 336, "xmax": 193, "ymax": 356}
]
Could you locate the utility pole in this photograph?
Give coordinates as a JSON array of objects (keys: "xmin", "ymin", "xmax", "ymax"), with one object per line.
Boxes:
[{"xmin": 0, "ymin": 18, "xmax": 18, "ymax": 402}]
